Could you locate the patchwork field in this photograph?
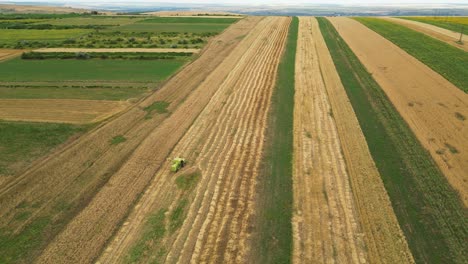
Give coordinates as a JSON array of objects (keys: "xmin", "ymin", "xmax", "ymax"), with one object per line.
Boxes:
[
  {"xmin": 0, "ymin": 99, "xmax": 130, "ymax": 124},
  {"xmin": 0, "ymin": 16, "xmax": 261, "ymax": 263},
  {"xmin": 0, "ymin": 10, "xmax": 466, "ymax": 264},
  {"xmin": 327, "ymin": 17, "xmax": 467, "ymax": 263},
  {"xmin": 0, "ymin": 58, "xmax": 185, "ymax": 82},
  {"xmin": 401, "ymin": 16, "xmax": 468, "ymax": 33},
  {"xmin": 381, "ymin": 17, "xmax": 468, "ymax": 51},
  {"xmin": 355, "ymin": 17, "xmax": 468, "ymax": 93}
]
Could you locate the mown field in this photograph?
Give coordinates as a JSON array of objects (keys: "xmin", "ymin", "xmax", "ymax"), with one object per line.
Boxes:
[
  {"xmin": 0, "ymin": 13, "xmax": 232, "ymax": 198},
  {"xmin": 401, "ymin": 16, "xmax": 468, "ymax": 33},
  {"xmin": 319, "ymin": 17, "xmax": 467, "ymax": 264},
  {"xmin": 354, "ymin": 17, "xmax": 468, "ymax": 92}
]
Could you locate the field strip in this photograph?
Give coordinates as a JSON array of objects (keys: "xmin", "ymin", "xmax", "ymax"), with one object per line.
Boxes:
[
  {"xmin": 293, "ymin": 17, "xmax": 367, "ymax": 263},
  {"xmin": 33, "ymin": 48, "xmax": 201, "ymax": 53},
  {"xmin": 0, "ymin": 99, "xmax": 129, "ymax": 124},
  {"xmin": 329, "ymin": 17, "xmax": 468, "ymax": 206},
  {"xmin": 312, "ymin": 17, "xmax": 414, "ymax": 263},
  {"xmin": 0, "ymin": 17, "xmax": 262, "ymax": 263},
  {"xmin": 97, "ymin": 16, "xmax": 290, "ymax": 264},
  {"xmin": 380, "ymin": 17, "xmax": 468, "ymax": 51},
  {"xmin": 0, "ymin": 49, "xmax": 23, "ymax": 62},
  {"xmin": 32, "ymin": 17, "xmax": 267, "ymax": 263}
]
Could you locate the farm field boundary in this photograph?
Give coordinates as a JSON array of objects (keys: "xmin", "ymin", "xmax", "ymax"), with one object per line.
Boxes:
[
  {"xmin": 314, "ymin": 17, "xmax": 413, "ymax": 263},
  {"xmin": 334, "ymin": 17, "xmax": 468, "ymax": 205},
  {"xmin": 0, "ymin": 49, "xmax": 23, "ymax": 62},
  {"xmin": 380, "ymin": 17, "xmax": 468, "ymax": 51},
  {"xmin": 354, "ymin": 17, "xmax": 468, "ymax": 92},
  {"xmin": 326, "ymin": 17, "xmax": 467, "ymax": 263},
  {"xmin": 0, "ymin": 99, "xmax": 130, "ymax": 124},
  {"xmin": 400, "ymin": 16, "xmax": 468, "ymax": 34},
  {"xmin": 0, "ymin": 16, "xmax": 262, "ymax": 263}
]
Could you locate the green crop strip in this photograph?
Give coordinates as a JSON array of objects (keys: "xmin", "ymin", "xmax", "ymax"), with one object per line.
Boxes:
[
  {"xmin": 354, "ymin": 17, "xmax": 468, "ymax": 93},
  {"xmin": 399, "ymin": 17, "xmax": 467, "ymax": 34},
  {"xmin": 252, "ymin": 17, "xmax": 297, "ymax": 264},
  {"xmin": 318, "ymin": 17, "xmax": 467, "ymax": 264}
]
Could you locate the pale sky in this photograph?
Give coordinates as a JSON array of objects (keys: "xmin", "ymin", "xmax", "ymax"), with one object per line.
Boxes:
[{"xmin": 8, "ymin": 0, "xmax": 468, "ymax": 5}]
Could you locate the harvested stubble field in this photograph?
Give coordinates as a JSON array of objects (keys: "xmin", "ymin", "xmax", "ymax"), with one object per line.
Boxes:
[
  {"xmin": 0, "ymin": 16, "xmax": 262, "ymax": 263},
  {"xmin": 0, "ymin": 49, "xmax": 23, "ymax": 62},
  {"xmin": 330, "ymin": 17, "xmax": 468, "ymax": 206},
  {"xmin": 97, "ymin": 16, "xmax": 290, "ymax": 264},
  {"xmin": 355, "ymin": 17, "xmax": 468, "ymax": 93},
  {"xmin": 1, "ymin": 12, "xmax": 467, "ymax": 264},
  {"xmin": 401, "ymin": 16, "xmax": 468, "ymax": 33},
  {"xmin": 381, "ymin": 17, "xmax": 468, "ymax": 51},
  {"xmin": 0, "ymin": 99, "xmax": 130, "ymax": 124},
  {"xmin": 292, "ymin": 17, "xmax": 412, "ymax": 264},
  {"xmin": 327, "ymin": 17, "xmax": 467, "ymax": 263}
]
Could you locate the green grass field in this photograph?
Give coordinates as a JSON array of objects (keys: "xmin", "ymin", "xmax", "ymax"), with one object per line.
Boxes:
[
  {"xmin": 41, "ymin": 16, "xmax": 145, "ymax": 26},
  {"xmin": 355, "ymin": 17, "xmax": 468, "ymax": 93},
  {"xmin": 318, "ymin": 17, "xmax": 467, "ymax": 264},
  {"xmin": 0, "ymin": 58, "xmax": 185, "ymax": 82},
  {"xmin": 400, "ymin": 16, "xmax": 468, "ymax": 33},
  {"xmin": 112, "ymin": 23, "xmax": 231, "ymax": 33},
  {"xmin": 0, "ymin": 121, "xmax": 85, "ymax": 176},
  {"xmin": 0, "ymin": 86, "xmax": 148, "ymax": 100},
  {"xmin": 139, "ymin": 17, "xmax": 239, "ymax": 24},
  {"xmin": 115, "ymin": 16, "xmax": 239, "ymax": 33},
  {"xmin": 0, "ymin": 28, "xmax": 90, "ymax": 44},
  {"xmin": 253, "ymin": 17, "xmax": 297, "ymax": 264}
]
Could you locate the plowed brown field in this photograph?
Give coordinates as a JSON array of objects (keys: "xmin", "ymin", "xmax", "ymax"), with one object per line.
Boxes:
[
  {"xmin": 381, "ymin": 17, "xmax": 468, "ymax": 51},
  {"xmin": 0, "ymin": 16, "xmax": 262, "ymax": 262},
  {"xmin": 0, "ymin": 99, "xmax": 129, "ymax": 124},
  {"xmin": 97, "ymin": 16, "xmax": 290, "ymax": 264},
  {"xmin": 329, "ymin": 17, "xmax": 468, "ymax": 206},
  {"xmin": 309, "ymin": 17, "xmax": 413, "ymax": 263}
]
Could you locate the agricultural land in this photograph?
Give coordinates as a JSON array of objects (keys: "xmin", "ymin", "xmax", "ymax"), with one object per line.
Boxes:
[{"xmin": 0, "ymin": 7, "xmax": 466, "ymax": 264}]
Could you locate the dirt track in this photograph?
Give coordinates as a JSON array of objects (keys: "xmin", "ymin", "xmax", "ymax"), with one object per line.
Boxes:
[
  {"xmin": 0, "ymin": 16, "xmax": 262, "ymax": 262},
  {"xmin": 293, "ymin": 17, "xmax": 367, "ymax": 263},
  {"xmin": 311, "ymin": 17, "xmax": 414, "ymax": 263},
  {"xmin": 97, "ymin": 16, "xmax": 290, "ymax": 263},
  {"xmin": 0, "ymin": 99, "xmax": 129, "ymax": 124},
  {"xmin": 34, "ymin": 48, "xmax": 201, "ymax": 53},
  {"xmin": 329, "ymin": 17, "xmax": 468, "ymax": 206},
  {"xmin": 381, "ymin": 17, "xmax": 468, "ymax": 51}
]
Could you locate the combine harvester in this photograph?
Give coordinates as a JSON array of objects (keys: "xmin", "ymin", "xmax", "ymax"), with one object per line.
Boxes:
[{"xmin": 171, "ymin": 157, "xmax": 186, "ymax": 172}]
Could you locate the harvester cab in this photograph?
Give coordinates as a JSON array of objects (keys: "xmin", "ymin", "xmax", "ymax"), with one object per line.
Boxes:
[{"xmin": 171, "ymin": 157, "xmax": 186, "ymax": 172}]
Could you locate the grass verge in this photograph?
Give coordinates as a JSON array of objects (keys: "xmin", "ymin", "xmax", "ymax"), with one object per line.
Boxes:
[
  {"xmin": 354, "ymin": 17, "xmax": 468, "ymax": 92},
  {"xmin": 318, "ymin": 17, "xmax": 467, "ymax": 264},
  {"xmin": 251, "ymin": 16, "xmax": 297, "ymax": 264}
]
